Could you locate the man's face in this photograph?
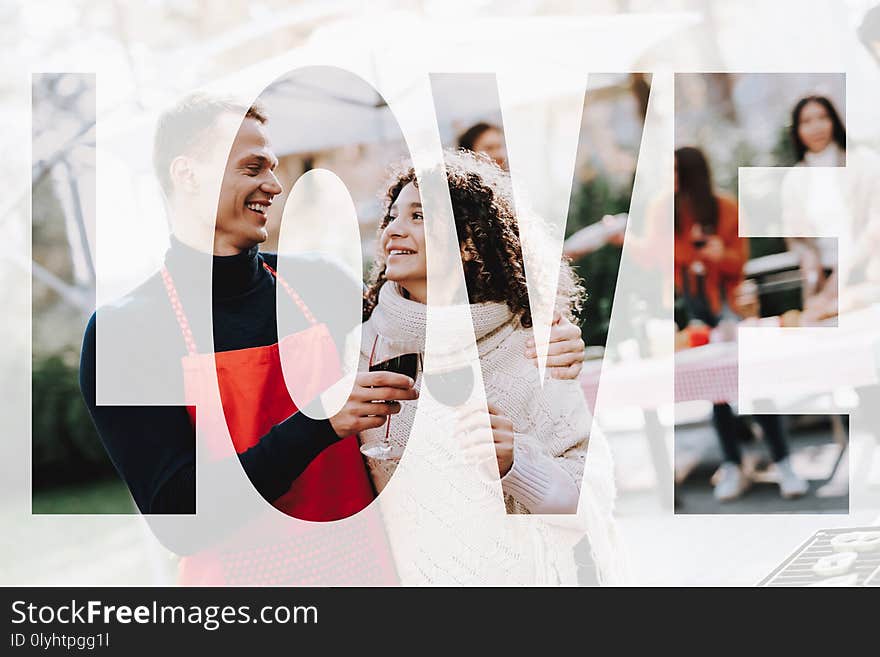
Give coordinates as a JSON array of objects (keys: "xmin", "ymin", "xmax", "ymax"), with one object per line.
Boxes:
[{"xmin": 190, "ymin": 115, "xmax": 282, "ymax": 254}]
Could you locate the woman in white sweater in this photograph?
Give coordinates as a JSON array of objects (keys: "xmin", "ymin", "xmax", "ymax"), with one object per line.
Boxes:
[
  {"xmin": 781, "ymin": 95, "xmax": 880, "ymax": 320},
  {"xmin": 355, "ymin": 150, "xmax": 627, "ymax": 585}
]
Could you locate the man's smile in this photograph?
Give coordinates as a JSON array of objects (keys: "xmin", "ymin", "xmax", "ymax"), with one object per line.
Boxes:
[{"xmin": 245, "ymin": 199, "xmax": 272, "ymax": 219}]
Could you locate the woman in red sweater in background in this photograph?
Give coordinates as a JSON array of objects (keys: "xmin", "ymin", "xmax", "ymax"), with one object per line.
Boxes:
[
  {"xmin": 673, "ymin": 147, "xmax": 807, "ymax": 502},
  {"xmin": 673, "ymin": 147, "xmax": 747, "ymax": 327}
]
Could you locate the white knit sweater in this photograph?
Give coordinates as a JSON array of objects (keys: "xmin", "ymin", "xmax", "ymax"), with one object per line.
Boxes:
[{"xmin": 357, "ymin": 283, "xmax": 628, "ymax": 585}]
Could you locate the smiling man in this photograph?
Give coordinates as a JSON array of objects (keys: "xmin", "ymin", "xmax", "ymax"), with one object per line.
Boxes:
[
  {"xmin": 78, "ymin": 94, "xmax": 587, "ymax": 582},
  {"xmin": 79, "ymin": 95, "xmax": 414, "ymax": 525}
]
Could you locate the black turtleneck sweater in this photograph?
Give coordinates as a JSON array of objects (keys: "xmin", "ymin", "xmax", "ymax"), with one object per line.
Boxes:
[{"xmin": 79, "ymin": 237, "xmax": 361, "ymax": 522}]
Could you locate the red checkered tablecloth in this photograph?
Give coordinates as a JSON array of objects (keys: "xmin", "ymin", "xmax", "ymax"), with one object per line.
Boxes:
[
  {"xmin": 673, "ymin": 342, "xmax": 739, "ymax": 404},
  {"xmin": 579, "ymin": 342, "xmax": 739, "ymax": 414},
  {"xmin": 579, "ymin": 304, "xmax": 880, "ymax": 414}
]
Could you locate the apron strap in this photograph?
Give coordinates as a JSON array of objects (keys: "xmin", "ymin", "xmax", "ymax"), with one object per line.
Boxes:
[
  {"xmin": 261, "ymin": 261, "xmax": 318, "ymax": 327},
  {"xmin": 160, "ymin": 259, "xmax": 320, "ymax": 355},
  {"xmin": 161, "ymin": 266, "xmax": 199, "ymax": 356}
]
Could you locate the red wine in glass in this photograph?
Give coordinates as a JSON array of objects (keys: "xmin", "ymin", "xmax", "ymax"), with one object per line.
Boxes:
[
  {"xmin": 360, "ymin": 335, "xmax": 419, "ymax": 461},
  {"xmin": 369, "ymin": 354, "xmax": 419, "ymax": 380}
]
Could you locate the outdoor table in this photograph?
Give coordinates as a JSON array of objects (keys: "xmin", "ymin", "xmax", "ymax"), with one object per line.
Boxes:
[
  {"xmin": 579, "ymin": 342, "xmax": 738, "ymax": 414},
  {"xmin": 579, "ymin": 303, "xmax": 880, "ymax": 414},
  {"xmin": 578, "ymin": 303, "xmax": 880, "ymax": 507}
]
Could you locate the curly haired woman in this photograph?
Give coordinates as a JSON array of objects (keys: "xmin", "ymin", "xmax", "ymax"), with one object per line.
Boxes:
[{"xmin": 356, "ymin": 149, "xmax": 627, "ymax": 585}]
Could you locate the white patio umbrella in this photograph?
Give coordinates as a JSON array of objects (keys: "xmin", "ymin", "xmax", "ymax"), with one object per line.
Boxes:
[
  {"xmin": 95, "ymin": 11, "xmax": 701, "ymax": 165},
  {"xmin": 216, "ymin": 11, "xmax": 701, "ymax": 156},
  {"xmin": 92, "ymin": 10, "xmax": 700, "ymax": 299}
]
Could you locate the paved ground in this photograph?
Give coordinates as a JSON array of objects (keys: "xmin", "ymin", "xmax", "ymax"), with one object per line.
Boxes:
[
  {"xmin": 673, "ymin": 419, "xmax": 849, "ymax": 514},
  {"xmin": 3, "ymin": 415, "xmax": 868, "ymax": 586},
  {"xmin": 604, "ymin": 414, "xmax": 879, "ymax": 584}
]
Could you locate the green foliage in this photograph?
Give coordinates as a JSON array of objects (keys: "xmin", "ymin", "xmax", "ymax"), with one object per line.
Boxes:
[
  {"xmin": 32, "ymin": 477, "xmax": 134, "ymax": 514},
  {"xmin": 714, "ymin": 139, "xmax": 760, "ymax": 196},
  {"xmin": 749, "ymin": 236, "xmax": 788, "ymax": 260},
  {"xmin": 31, "ymin": 352, "xmax": 118, "ymax": 489},
  {"xmin": 772, "ymin": 123, "xmax": 798, "ymax": 168},
  {"xmin": 567, "ymin": 177, "xmax": 632, "ymax": 347}
]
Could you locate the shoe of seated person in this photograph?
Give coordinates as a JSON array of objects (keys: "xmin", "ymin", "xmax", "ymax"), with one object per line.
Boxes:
[
  {"xmin": 775, "ymin": 456, "xmax": 809, "ymax": 499},
  {"xmin": 713, "ymin": 462, "xmax": 750, "ymax": 502}
]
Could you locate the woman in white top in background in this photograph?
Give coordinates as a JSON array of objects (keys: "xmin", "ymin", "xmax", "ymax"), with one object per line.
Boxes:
[
  {"xmin": 356, "ymin": 149, "xmax": 627, "ymax": 585},
  {"xmin": 782, "ymin": 95, "xmax": 880, "ymax": 321}
]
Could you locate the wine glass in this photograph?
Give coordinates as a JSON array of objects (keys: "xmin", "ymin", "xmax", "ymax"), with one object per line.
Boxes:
[
  {"xmin": 422, "ymin": 362, "xmax": 475, "ymax": 408},
  {"xmin": 359, "ymin": 334, "xmax": 420, "ymax": 461},
  {"xmin": 691, "ymin": 223, "xmax": 709, "ymax": 251}
]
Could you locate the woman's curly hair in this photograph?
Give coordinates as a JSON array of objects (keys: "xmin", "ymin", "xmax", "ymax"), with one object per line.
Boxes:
[{"xmin": 363, "ymin": 149, "xmax": 585, "ymax": 328}]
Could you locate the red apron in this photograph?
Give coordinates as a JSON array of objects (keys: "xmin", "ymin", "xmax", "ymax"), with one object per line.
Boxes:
[{"xmin": 161, "ymin": 262, "xmax": 397, "ymax": 585}]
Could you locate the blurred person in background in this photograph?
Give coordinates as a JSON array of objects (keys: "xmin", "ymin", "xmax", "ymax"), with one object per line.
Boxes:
[
  {"xmin": 672, "ymin": 147, "xmax": 747, "ymax": 329},
  {"xmin": 782, "ymin": 95, "xmax": 846, "ymax": 317},
  {"xmin": 458, "ymin": 121, "xmax": 508, "ymax": 171},
  {"xmin": 458, "ymin": 120, "xmax": 628, "ymax": 262},
  {"xmin": 854, "ymin": 6, "xmax": 880, "ymax": 494},
  {"xmin": 672, "ymin": 147, "xmax": 808, "ymax": 502},
  {"xmin": 458, "ymin": 120, "xmax": 629, "ymax": 347},
  {"xmin": 456, "ymin": 119, "xmax": 589, "ymax": 361},
  {"xmin": 785, "ymin": 89, "xmax": 880, "ymax": 495},
  {"xmin": 782, "ymin": 95, "xmax": 880, "ymax": 322},
  {"xmin": 859, "ymin": 4, "xmax": 880, "ymax": 66}
]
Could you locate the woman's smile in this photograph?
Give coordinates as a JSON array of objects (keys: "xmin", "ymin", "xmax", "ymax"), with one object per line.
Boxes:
[{"xmin": 387, "ymin": 247, "xmax": 417, "ymax": 258}]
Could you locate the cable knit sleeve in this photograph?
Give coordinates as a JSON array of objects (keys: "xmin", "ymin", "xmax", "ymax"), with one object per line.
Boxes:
[{"xmin": 499, "ymin": 377, "xmax": 589, "ymax": 514}]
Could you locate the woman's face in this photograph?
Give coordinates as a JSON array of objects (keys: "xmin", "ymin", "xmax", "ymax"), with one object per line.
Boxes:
[
  {"xmin": 381, "ymin": 182, "xmax": 429, "ymax": 301},
  {"xmin": 797, "ymin": 101, "xmax": 835, "ymax": 154},
  {"xmin": 472, "ymin": 128, "xmax": 508, "ymax": 171}
]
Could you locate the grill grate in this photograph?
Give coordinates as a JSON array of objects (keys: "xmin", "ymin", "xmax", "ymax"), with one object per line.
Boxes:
[{"xmin": 759, "ymin": 526, "xmax": 880, "ymax": 586}]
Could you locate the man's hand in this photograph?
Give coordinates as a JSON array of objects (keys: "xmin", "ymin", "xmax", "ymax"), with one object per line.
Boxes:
[
  {"xmin": 456, "ymin": 403, "xmax": 515, "ymax": 477},
  {"xmin": 328, "ymin": 371, "xmax": 417, "ymax": 438},
  {"xmin": 526, "ymin": 311, "xmax": 585, "ymax": 380}
]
